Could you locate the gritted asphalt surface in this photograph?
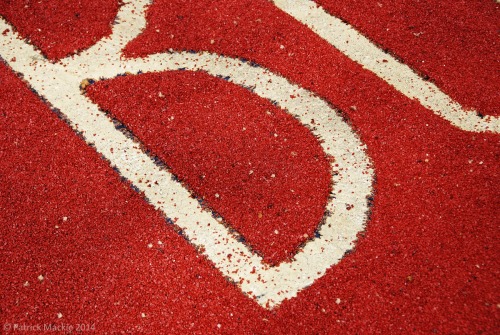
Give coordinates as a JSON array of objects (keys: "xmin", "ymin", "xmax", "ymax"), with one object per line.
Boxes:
[{"xmin": 1, "ymin": 1, "xmax": 498, "ymax": 334}]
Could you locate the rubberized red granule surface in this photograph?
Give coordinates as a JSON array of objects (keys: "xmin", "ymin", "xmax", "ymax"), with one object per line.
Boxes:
[
  {"xmin": 86, "ymin": 71, "xmax": 332, "ymax": 264},
  {"xmin": 0, "ymin": 0, "xmax": 119, "ymax": 60},
  {"xmin": 124, "ymin": 0, "xmax": 499, "ymax": 118},
  {"xmin": 1, "ymin": 0, "xmax": 499, "ymax": 334},
  {"xmin": 314, "ymin": 0, "xmax": 500, "ymax": 117}
]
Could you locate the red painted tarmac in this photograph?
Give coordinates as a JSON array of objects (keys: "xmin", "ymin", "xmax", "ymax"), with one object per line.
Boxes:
[{"xmin": 1, "ymin": 1, "xmax": 498, "ymax": 334}]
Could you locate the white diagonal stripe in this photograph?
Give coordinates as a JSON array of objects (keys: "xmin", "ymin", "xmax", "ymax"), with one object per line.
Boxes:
[{"xmin": 273, "ymin": 0, "xmax": 499, "ymax": 133}]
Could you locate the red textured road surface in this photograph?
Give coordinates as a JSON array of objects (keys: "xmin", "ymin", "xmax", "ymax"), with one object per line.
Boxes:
[{"xmin": 1, "ymin": 1, "xmax": 499, "ymax": 334}]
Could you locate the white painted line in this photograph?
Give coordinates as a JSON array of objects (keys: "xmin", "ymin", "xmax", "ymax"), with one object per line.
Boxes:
[
  {"xmin": 2, "ymin": 0, "xmax": 491, "ymax": 309},
  {"xmin": 273, "ymin": 0, "xmax": 499, "ymax": 133},
  {"xmin": 0, "ymin": 0, "xmax": 373, "ymax": 308}
]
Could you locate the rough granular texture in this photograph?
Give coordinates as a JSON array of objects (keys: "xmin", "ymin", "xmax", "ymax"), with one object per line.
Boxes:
[
  {"xmin": 314, "ymin": 0, "xmax": 500, "ymax": 117},
  {"xmin": 0, "ymin": 0, "xmax": 119, "ymax": 60},
  {"xmin": 86, "ymin": 71, "xmax": 332, "ymax": 264},
  {"xmin": 125, "ymin": 0, "xmax": 500, "ymax": 117},
  {"xmin": 1, "ymin": 0, "xmax": 499, "ymax": 334}
]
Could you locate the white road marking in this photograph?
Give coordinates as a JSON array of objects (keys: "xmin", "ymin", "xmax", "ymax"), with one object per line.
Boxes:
[
  {"xmin": 0, "ymin": 0, "xmax": 373, "ymax": 308},
  {"xmin": 273, "ymin": 0, "xmax": 499, "ymax": 133},
  {"xmin": 1, "ymin": 0, "xmax": 493, "ymax": 309}
]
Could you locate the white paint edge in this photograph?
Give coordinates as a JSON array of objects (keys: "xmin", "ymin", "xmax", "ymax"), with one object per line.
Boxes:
[
  {"xmin": 273, "ymin": 0, "xmax": 499, "ymax": 133},
  {"xmin": 2, "ymin": 0, "xmax": 492, "ymax": 309},
  {"xmin": 0, "ymin": 0, "xmax": 373, "ymax": 308}
]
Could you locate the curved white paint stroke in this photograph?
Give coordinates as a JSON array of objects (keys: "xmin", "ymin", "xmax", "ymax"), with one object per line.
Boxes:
[
  {"xmin": 0, "ymin": 0, "xmax": 373, "ymax": 308},
  {"xmin": 273, "ymin": 0, "xmax": 500, "ymax": 133}
]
